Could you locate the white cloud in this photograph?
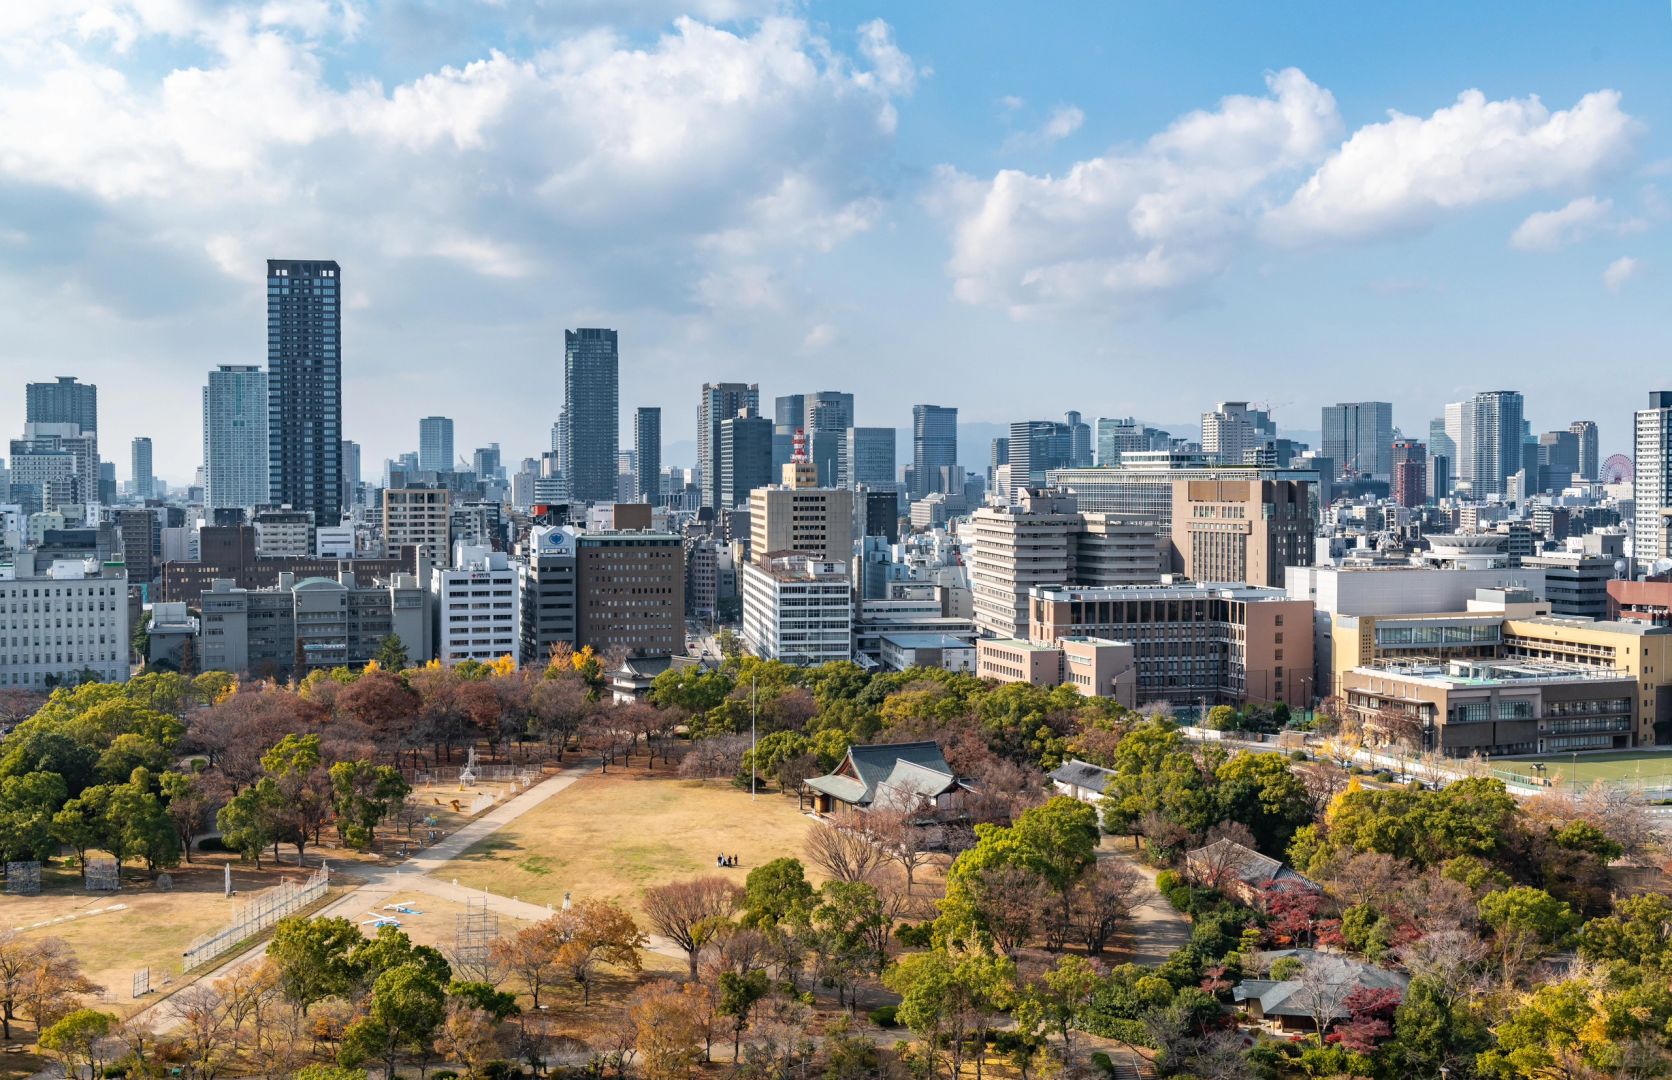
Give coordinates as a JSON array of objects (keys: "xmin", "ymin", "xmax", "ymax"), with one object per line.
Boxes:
[
  {"xmin": 1040, "ymin": 105, "xmax": 1083, "ymax": 142},
  {"xmin": 1265, "ymin": 88, "xmax": 1640, "ymax": 245},
  {"xmin": 801, "ymin": 322, "xmax": 837, "ymax": 350},
  {"xmin": 937, "ymin": 72, "xmax": 1643, "ymax": 315},
  {"xmin": 1603, "ymin": 256, "xmax": 1641, "ymax": 292},
  {"xmin": 1509, "ymin": 195, "xmax": 1614, "ymax": 252},
  {"xmin": 932, "ymin": 67, "xmax": 1341, "ymax": 316},
  {"xmin": 0, "ymin": 7, "xmax": 916, "ymax": 317}
]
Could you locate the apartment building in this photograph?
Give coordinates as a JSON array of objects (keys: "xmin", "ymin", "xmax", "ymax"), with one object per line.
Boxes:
[{"xmin": 196, "ymin": 571, "xmax": 428, "ymax": 679}]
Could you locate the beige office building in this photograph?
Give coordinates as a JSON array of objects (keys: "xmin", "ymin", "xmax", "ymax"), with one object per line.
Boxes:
[
  {"xmin": 748, "ymin": 461, "xmax": 854, "ymax": 567},
  {"xmin": 383, "ymin": 487, "xmax": 451, "ymax": 564},
  {"xmin": 1169, "ymin": 477, "xmax": 1312, "ymax": 588}
]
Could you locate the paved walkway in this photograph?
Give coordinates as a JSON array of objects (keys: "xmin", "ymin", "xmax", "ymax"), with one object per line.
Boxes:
[
  {"xmin": 128, "ymin": 762, "xmax": 596, "ymax": 1032},
  {"xmin": 1098, "ymin": 843, "xmax": 1191, "ymax": 967}
]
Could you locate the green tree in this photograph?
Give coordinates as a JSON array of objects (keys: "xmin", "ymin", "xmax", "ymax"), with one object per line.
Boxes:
[
  {"xmin": 943, "ymin": 798, "xmax": 1099, "ymax": 947},
  {"xmin": 743, "ymin": 857, "xmax": 814, "ymax": 927},
  {"xmin": 295, "ymin": 1067, "xmax": 367, "ymax": 1080},
  {"xmin": 351, "ymin": 924, "xmax": 452, "ymax": 990},
  {"xmin": 340, "ymin": 963, "xmax": 448, "ymax": 1080},
  {"xmin": 740, "ymin": 731, "xmax": 810, "ymax": 789},
  {"xmin": 1214, "ymin": 751, "xmax": 1313, "ymax": 855},
  {"xmin": 717, "ymin": 969, "xmax": 769, "ymax": 1062},
  {"xmin": 0, "ymin": 771, "xmax": 67, "ymax": 863},
  {"xmin": 1478, "ymin": 885, "xmax": 1577, "ymax": 980},
  {"xmin": 1579, "ymin": 892, "xmax": 1672, "ymax": 968},
  {"xmin": 217, "ymin": 776, "xmax": 283, "ymax": 866},
  {"xmin": 1097, "ymin": 719, "xmax": 1214, "ymax": 848},
  {"xmin": 807, "ymin": 881, "xmax": 886, "ymax": 1009},
  {"xmin": 50, "ymin": 784, "xmax": 112, "ymax": 868},
  {"xmin": 94, "ymin": 731, "xmax": 171, "ymax": 784},
  {"xmin": 448, "ymin": 980, "xmax": 520, "ymax": 1021},
  {"xmin": 1205, "ymin": 705, "xmax": 1238, "ymax": 731},
  {"xmin": 269, "ymin": 916, "xmax": 365, "ymax": 1012},
  {"xmin": 374, "ymin": 634, "xmax": 411, "ymax": 672},
  {"xmin": 1378, "ymin": 976, "xmax": 1489, "ymax": 1080},
  {"xmin": 884, "ymin": 951, "xmax": 1014, "ymax": 1080},
  {"xmin": 38, "ymin": 1007, "xmax": 116, "ymax": 1078},
  {"xmin": 329, "ymin": 759, "xmax": 411, "ymax": 849},
  {"xmin": 647, "ymin": 666, "xmax": 734, "ymax": 716},
  {"xmin": 110, "ymin": 768, "xmax": 182, "ymax": 873},
  {"xmin": 1014, "ymin": 954, "xmax": 1099, "ymax": 1058}
]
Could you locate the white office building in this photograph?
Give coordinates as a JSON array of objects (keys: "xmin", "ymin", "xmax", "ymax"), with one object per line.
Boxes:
[
  {"xmin": 1635, "ymin": 392, "xmax": 1672, "ymax": 572},
  {"xmin": 431, "ymin": 543, "xmax": 521, "ymax": 666},
  {"xmin": 741, "ymin": 553, "xmax": 853, "ymax": 664},
  {"xmin": 0, "ymin": 553, "xmax": 130, "ymax": 688}
]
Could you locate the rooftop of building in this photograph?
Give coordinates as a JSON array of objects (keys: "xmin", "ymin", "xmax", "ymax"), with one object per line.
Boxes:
[
  {"xmin": 879, "ymin": 633, "xmax": 975, "ymax": 650},
  {"xmin": 1505, "ymin": 615, "xmax": 1671, "ymax": 637},
  {"xmin": 976, "ymin": 637, "xmax": 1062, "ymax": 652},
  {"xmin": 1031, "ymin": 581, "xmax": 1296, "ymax": 603},
  {"xmin": 749, "ymin": 551, "xmax": 851, "ymax": 581},
  {"xmin": 1351, "ymin": 657, "xmax": 1633, "ymax": 688}
]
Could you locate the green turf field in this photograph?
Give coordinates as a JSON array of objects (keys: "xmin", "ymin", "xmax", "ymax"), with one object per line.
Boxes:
[{"xmin": 1492, "ymin": 749, "xmax": 1672, "ymax": 788}]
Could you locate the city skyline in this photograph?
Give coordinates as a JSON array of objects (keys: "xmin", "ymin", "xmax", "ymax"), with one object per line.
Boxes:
[{"xmin": 0, "ymin": 3, "xmax": 1664, "ymax": 480}]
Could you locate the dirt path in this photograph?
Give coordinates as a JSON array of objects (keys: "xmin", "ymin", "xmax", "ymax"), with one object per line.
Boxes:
[{"xmin": 1099, "ymin": 843, "xmax": 1191, "ymax": 967}]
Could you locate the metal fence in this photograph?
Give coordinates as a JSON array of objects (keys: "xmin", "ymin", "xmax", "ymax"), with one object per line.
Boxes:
[
  {"xmin": 181, "ymin": 864, "xmax": 329, "ymax": 972},
  {"xmin": 410, "ymin": 764, "xmax": 539, "ymax": 786}
]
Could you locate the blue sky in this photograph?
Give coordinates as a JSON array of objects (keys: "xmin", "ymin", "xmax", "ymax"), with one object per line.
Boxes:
[{"xmin": 0, "ymin": 1, "xmax": 1665, "ymax": 481}]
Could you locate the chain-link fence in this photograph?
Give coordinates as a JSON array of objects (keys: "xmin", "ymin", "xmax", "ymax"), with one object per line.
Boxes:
[{"xmin": 181, "ymin": 864, "xmax": 329, "ymax": 972}]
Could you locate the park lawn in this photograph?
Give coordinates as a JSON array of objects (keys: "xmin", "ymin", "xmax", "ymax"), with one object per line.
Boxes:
[
  {"xmin": 440, "ymin": 768, "xmax": 823, "ymax": 918},
  {"xmin": 1491, "ymin": 749, "xmax": 1672, "ymax": 786}
]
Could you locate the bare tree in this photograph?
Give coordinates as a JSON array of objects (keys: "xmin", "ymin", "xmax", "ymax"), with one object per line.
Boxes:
[
  {"xmin": 804, "ymin": 821, "xmax": 887, "ymax": 884},
  {"xmin": 865, "ymin": 808, "xmax": 937, "ymax": 894},
  {"xmin": 642, "ymin": 877, "xmax": 744, "ymax": 980},
  {"xmin": 1293, "ymin": 959, "xmax": 1354, "ymax": 1041},
  {"xmin": 1325, "ymin": 852, "xmax": 1409, "ymax": 909},
  {"xmin": 1071, "ymin": 859, "xmax": 1143, "ymax": 955},
  {"xmin": 1396, "ymin": 930, "xmax": 1489, "ymax": 1008},
  {"xmin": 678, "ymin": 735, "xmax": 748, "ymax": 782},
  {"xmin": 967, "ymin": 864, "xmax": 1052, "ymax": 956},
  {"xmin": 169, "ymin": 983, "xmax": 234, "ymax": 1080}
]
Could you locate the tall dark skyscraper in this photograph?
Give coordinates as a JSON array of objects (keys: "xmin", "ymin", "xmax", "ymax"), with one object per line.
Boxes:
[
  {"xmin": 1569, "ymin": 420, "xmax": 1599, "ymax": 481},
  {"xmin": 634, "ymin": 407, "xmax": 661, "ymax": 504},
  {"xmin": 419, "ymin": 416, "xmax": 454, "ymax": 473},
  {"xmin": 267, "ymin": 258, "xmax": 342, "ymax": 524},
  {"xmin": 910, "ymin": 404, "xmax": 957, "ymax": 499},
  {"xmin": 699, "ymin": 382, "xmax": 760, "ymax": 509},
  {"xmin": 804, "ymin": 390, "xmax": 854, "ymax": 486},
  {"xmin": 131, "ymin": 436, "xmax": 154, "ymax": 498},
  {"xmin": 26, "ymin": 376, "xmax": 98, "ymax": 432},
  {"xmin": 718, "ymin": 409, "xmax": 772, "ymax": 509},
  {"xmin": 562, "ymin": 328, "xmax": 620, "ymax": 504}
]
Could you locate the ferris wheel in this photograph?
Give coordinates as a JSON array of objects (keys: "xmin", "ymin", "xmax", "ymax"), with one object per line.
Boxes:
[{"xmin": 1602, "ymin": 453, "xmax": 1633, "ymax": 484}]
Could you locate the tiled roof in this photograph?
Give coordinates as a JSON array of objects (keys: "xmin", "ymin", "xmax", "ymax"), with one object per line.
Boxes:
[
  {"xmin": 1049, "ymin": 759, "xmax": 1115, "ymax": 794},
  {"xmin": 1233, "ymin": 950, "xmax": 1408, "ymax": 1019}
]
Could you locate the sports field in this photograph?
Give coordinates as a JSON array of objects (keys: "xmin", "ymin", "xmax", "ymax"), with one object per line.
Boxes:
[{"xmin": 1492, "ymin": 749, "xmax": 1672, "ymax": 789}]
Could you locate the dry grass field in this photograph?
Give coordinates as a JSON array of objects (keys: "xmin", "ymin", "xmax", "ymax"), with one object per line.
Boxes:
[
  {"xmin": 1, "ymin": 858, "xmax": 335, "ymax": 1014},
  {"xmin": 440, "ymin": 767, "xmax": 827, "ymax": 919}
]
